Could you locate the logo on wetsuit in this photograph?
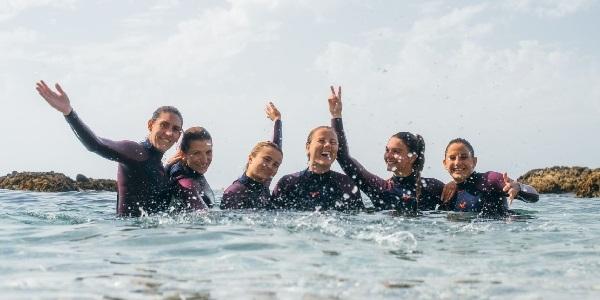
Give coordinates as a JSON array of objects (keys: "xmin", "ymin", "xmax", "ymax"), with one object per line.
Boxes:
[{"xmin": 454, "ymin": 190, "xmax": 482, "ymax": 212}]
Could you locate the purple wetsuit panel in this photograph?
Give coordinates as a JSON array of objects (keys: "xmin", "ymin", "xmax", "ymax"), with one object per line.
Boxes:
[
  {"xmin": 331, "ymin": 118, "xmax": 444, "ymax": 212},
  {"xmin": 220, "ymin": 119, "xmax": 282, "ymax": 209},
  {"xmin": 64, "ymin": 111, "xmax": 170, "ymax": 216},
  {"xmin": 166, "ymin": 162, "xmax": 213, "ymax": 211},
  {"xmin": 442, "ymin": 171, "xmax": 539, "ymax": 216},
  {"xmin": 271, "ymin": 169, "xmax": 363, "ymax": 211},
  {"xmin": 221, "ymin": 174, "xmax": 271, "ymax": 209}
]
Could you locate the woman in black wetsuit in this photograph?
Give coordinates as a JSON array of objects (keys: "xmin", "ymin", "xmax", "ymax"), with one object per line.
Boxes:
[
  {"xmin": 166, "ymin": 127, "xmax": 215, "ymax": 212},
  {"xmin": 221, "ymin": 102, "xmax": 283, "ymax": 209},
  {"xmin": 271, "ymin": 109, "xmax": 363, "ymax": 211},
  {"xmin": 441, "ymin": 138, "xmax": 539, "ymax": 216},
  {"xmin": 35, "ymin": 80, "xmax": 183, "ymax": 217},
  {"xmin": 326, "ymin": 86, "xmax": 445, "ymax": 213}
]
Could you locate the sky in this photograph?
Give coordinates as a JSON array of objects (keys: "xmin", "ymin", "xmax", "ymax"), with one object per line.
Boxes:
[{"xmin": 1, "ymin": 0, "xmax": 599, "ymax": 189}]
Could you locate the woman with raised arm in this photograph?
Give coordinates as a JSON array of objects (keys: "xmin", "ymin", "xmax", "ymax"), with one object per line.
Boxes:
[
  {"xmin": 270, "ymin": 107, "xmax": 363, "ymax": 211},
  {"xmin": 220, "ymin": 102, "xmax": 283, "ymax": 209},
  {"xmin": 440, "ymin": 138, "xmax": 539, "ymax": 216},
  {"xmin": 35, "ymin": 81, "xmax": 183, "ymax": 217},
  {"xmin": 165, "ymin": 127, "xmax": 215, "ymax": 212},
  {"xmin": 327, "ymin": 86, "xmax": 445, "ymax": 213}
]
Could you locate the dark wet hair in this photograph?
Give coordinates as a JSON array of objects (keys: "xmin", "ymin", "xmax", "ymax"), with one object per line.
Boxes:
[
  {"xmin": 445, "ymin": 138, "xmax": 475, "ymax": 157},
  {"xmin": 391, "ymin": 132, "xmax": 426, "ymax": 204},
  {"xmin": 168, "ymin": 127, "xmax": 212, "ymax": 165},
  {"xmin": 151, "ymin": 106, "xmax": 183, "ymax": 124},
  {"xmin": 244, "ymin": 141, "xmax": 282, "ymax": 171}
]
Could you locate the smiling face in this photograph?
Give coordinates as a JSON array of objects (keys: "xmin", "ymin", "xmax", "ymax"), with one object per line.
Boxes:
[
  {"xmin": 384, "ymin": 137, "xmax": 417, "ymax": 176},
  {"xmin": 147, "ymin": 112, "xmax": 183, "ymax": 152},
  {"xmin": 246, "ymin": 146, "xmax": 283, "ymax": 183},
  {"xmin": 443, "ymin": 142, "xmax": 477, "ymax": 183},
  {"xmin": 183, "ymin": 139, "xmax": 213, "ymax": 174},
  {"xmin": 306, "ymin": 127, "xmax": 338, "ymax": 173}
]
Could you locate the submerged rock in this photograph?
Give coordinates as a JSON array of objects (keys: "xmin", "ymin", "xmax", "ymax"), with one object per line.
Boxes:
[
  {"xmin": 518, "ymin": 166, "xmax": 600, "ymax": 198},
  {"xmin": 0, "ymin": 171, "xmax": 116, "ymax": 192}
]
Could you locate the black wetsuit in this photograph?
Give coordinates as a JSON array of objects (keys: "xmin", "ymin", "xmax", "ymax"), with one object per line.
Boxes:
[
  {"xmin": 166, "ymin": 162, "xmax": 214, "ymax": 212},
  {"xmin": 332, "ymin": 117, "xmax": 444, "ymax": 212},
  {"xmin": 220, "ymin": 119, "xmax": 282, "ymax": 209},
  {"xmin": 440, "ymin": 171, "xmax": 539, "ymax": 216},
  {"xmin": 271, "ymin": 169, "xmax": 364, "ymax": 211},
  {"xmin": 65, "ymin": 111, "xmax": 171, "ymax": 217}
]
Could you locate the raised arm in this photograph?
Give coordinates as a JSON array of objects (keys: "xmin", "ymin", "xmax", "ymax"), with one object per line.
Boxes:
[
  {"xmin": 328, "ymin": 86, "xmax": 390, "ymax": 204},
  {"xmin": 36, "ymin": 81, "xmax": 147, "ymax": 164},
  {"xmin": 266, "ymin": 102, "xmax": 282, "ymax": 150},
  {"xmin": 502, "ymin": 173, "xmax": 539, "ymax": 204}
]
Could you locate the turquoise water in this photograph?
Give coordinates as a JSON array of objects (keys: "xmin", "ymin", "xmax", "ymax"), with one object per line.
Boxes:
[{"xmin": 1, "ymin": 189, "xmax": 599, "ymax": 299}]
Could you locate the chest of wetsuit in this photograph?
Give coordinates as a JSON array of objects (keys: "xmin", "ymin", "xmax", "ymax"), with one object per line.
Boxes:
[
  {"xmin": 271, "ymin": 169, "xmax": 363, "ymax": 211},
  {"xmin": 447, "ymin": 172, "xmax": 509, "ymax": 216},
  {"xmin": 221, "ymin": 174, "xmax": 271, "ymax": 209},
  {"xmin": 65, "ymin": 111, "xmax": 171, "ymax": 217},
  {"xmin": 167, "ymin": 162, "xmax": 214, "ymax": 211}
]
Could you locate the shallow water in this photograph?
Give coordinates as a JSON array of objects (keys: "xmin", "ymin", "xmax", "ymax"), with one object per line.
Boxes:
[{"xmin": 1, "ymin": 189, "xmax": 599, "ymax": 300}]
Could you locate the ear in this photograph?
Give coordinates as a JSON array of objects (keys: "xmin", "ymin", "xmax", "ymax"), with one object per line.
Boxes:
[
  {"xmin": 247, "ymin": 155, "xmax": 254, "ymax": 165},
  {"xmin": 305, "ymin": 143, "xmax": 310, "ymax": 159},
  {"xmin": 147, "ymin": 119, "xmax": 154, "ymax": 132},
  {"xmin": 442, "ymin": 158, "xmax": 449, "ymax": 171},
  {"xmin": 472, "ymin": 156, "xmax": 478, "ymax": 168}
]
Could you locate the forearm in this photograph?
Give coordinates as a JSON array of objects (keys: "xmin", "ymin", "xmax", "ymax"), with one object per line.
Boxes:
[
  {"xmin": 517, "ymin": 183, "xmax": 539, "ymax": 203},
  {"xmin": 272, "ymin": 119, "xmax": 282, "ymax": 150}
]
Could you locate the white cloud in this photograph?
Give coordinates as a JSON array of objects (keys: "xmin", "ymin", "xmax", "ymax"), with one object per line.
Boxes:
[
  {"xmin": 0, "ymin": 0, "xmax": 76, "ymax": 21},
  {"xmin": 504, "ymin": 0, "xmax": 596, "ymax": 18}
]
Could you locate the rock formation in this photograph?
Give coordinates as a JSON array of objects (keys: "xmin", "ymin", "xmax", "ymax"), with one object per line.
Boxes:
[
  {"xmin": 0, "ymin": 171, "xmax": 116, "ymax": 192},
  {"xmin": 518, "ymin": 166, "xmax": 600, "ymax": 198}
]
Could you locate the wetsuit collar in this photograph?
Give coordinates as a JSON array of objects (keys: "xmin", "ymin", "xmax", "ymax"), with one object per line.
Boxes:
[
  {"xmin": 239, "ymin": 173, "xmax": 263, "ymax": 189},
  {"xmin": 141, "ymin": 139, "xmax": 164, "ymax": 158},
  {"xmin": 391, "ymin": 172, "xmax": 417, "ymax": 185},
  {"xmin": 457, "ymin": 171, "xmax": 478, "ymax": 188},
  {"xmin": 169, "ymin": 161, "xmax": 204, "ymax": 179},
  {"xmin": 302, "ymin": 168, "xmax": 333, "ymax": 180}
]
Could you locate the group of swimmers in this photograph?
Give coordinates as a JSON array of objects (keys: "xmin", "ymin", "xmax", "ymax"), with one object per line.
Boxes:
[{"xmin": 36, "ymin": 81, "xmax": 539, "ymax": 218}]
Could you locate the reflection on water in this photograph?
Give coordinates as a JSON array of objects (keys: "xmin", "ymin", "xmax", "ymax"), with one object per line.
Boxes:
[{"xmin": 0, "ymin": 189, "xmax": 599, "ymax": 299}]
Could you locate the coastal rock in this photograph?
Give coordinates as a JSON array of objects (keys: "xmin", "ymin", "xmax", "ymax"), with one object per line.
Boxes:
[
  {"xmin": 0, "ymin": 171, "xmax": 116, "ymax": 192},
  {"xmin": 518, "ymin": 166, "xmax": 600, "ymax": 198}
]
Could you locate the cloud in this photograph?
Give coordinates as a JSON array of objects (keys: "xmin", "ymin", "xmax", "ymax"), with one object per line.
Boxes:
[
  {"xmin": 503, "ymin": 0, "xmax": 596, "ymax": 18},
  {"xmin": 0, "ymin": 0, "xmax": 76, "ymax": 22}
]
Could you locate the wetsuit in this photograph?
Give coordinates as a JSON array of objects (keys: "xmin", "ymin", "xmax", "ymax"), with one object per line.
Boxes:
[
  {"xmin": 166, "ymin": 162, "xmax": 214, "ymax": 212},
  {"xmin": 332, "ymin": 117, "xmax": 444, "ymax": 212},
  {"xmin": 441, "ymin": 171, "xmax": 539, "ymax": 216},
  {"xmin": 271, "ymin": 169, "xmax": 363, "ymax": 211},
  {"xmin": 64, "ymin": 111, "xmax": 171, "ymax": 217},
  {"xmin": 220, "ymin": 119, "xmax": 282, "ymax": 209}
]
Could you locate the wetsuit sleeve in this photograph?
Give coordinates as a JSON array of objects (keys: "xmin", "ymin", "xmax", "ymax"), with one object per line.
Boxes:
[
  {"xmin": 64, "ymin": 111, "xmax": 148, "ymax": 164},
  {"xmin": 331, "ymin": 118, "xmax": 389, "ymax": 208},
  {"xmin": 174, "ymin": 178, "xmax": 209, "ymax": 210},
  {"xmin": 272, "ymin": 119, "xmax": 282, "ymax": 150},
  {"xmin": 221, "ymin": 182, "xmax": 247, "ymax": 209},
  {"xmin": 270, "ymin": 175, "xmax": 292, "ymax": 209},
  {"xmin": 488, "ymin": 172, "xmax": 539, "ymax": 203},
  {"xmin": 516, "ymin": 183, "xmax": 539, "ymax": 203}
]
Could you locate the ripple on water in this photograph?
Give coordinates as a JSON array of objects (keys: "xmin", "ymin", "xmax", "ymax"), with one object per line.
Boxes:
[{"xmin": 1, "ymin": 190, "xmax": 600, "ymax": 299}]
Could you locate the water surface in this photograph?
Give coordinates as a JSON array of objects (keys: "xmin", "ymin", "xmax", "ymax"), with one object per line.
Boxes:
[{"xmin": 1, "ymin": 189, "xmax": 599, "ymax": 299}]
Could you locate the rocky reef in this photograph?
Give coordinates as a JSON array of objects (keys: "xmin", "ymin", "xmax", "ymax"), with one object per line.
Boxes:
[
  {"xmin": 0, "ymin": 171, "xmax": 116, "ymax": 192},
  {"xmin": 518, "ymin": 166, "xmax": 600, "ymax": 198}
]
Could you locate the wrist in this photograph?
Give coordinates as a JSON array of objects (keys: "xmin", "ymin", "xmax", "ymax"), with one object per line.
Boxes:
[{"xmin": 62, "ymin": 106, "xmax": 73, "ymax": 116}]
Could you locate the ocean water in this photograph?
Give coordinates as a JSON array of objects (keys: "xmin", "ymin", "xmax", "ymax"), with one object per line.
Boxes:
[{"xmin": 1, "ymin": 189, "xmax": 599, "ymax": 300}]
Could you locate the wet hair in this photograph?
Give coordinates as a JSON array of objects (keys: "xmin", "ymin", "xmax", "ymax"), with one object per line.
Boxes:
[
  {"xmin": 445, "ymin": 138, "xmax": 475, "ymax": 157},
  {"xmin": 151, "ymin": 106, "xmax": 183, "ymax": 124},
  {"xmin": 391, "ymin": 132, "xmax": 426, "ymax": 205},
  {"xmin": 306, "ymin": 126, "xmax": 335, "ymax": 145},
  {"xmin": 167, "ymin": 127, "xmax": 212, "ymax": 165},
  {"xmin": 244, "ymin": 141, "xmax": 282, "ymax": 171}
]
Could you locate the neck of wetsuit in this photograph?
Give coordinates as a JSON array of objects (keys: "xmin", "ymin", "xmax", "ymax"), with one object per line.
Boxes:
[
  {"xmin": 141, "ymin": 139, "xmax": 164, "ymax": 159},
  {"xmin": 391, "ymin": 172, "xmax": 417, "ymax": 185},
  {"xmin": 240, "ymin": 173, "xmax": 263, "ymax": 188},
  {"xmin": 457, "ymin": 171, "xmax": 478, "ymax": 188}
]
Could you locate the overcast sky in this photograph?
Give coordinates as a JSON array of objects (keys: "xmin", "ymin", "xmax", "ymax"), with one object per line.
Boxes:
[{"xmin": 2, "ymin": 0, "xmax": 599, "ymax": 189}]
